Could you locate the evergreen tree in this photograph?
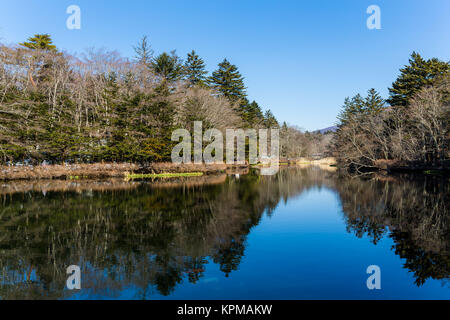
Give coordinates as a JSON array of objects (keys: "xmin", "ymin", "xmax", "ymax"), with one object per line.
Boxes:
[
  {"xmin": 263, "ymin": 110, "xmax": 279, "ymax": 128},
  {"xmin": 19, "ymin": 34, "xmax": 57, "ymax": 51},
  {"xmin": 103, "ymin": 72, "xmax": 131, "ymax": 161},
  {"xmin": 241, "ymin": 100, "xmax": 264, "ymax": 126},
  {"xmin": 133, "ymin": 35, "xmax": 153, "ymax": 65},
  {"xmin": 151, "ymin": 51, "xmax": 183, "ymax": 82},
  {"xmin": 279, "ymin": 121, "xmax": 292, "ymax": 158},
  {"xmin": 337, "ymin": 89, "xmax": 384, "ymax": 126},
  {"xmin": 337, "ymin": 94, "xmax": 364, "ymax": 125},
  {"xmin": 208, "ymin": 59, "xmax": 246, "ymax": 102},
  {"xmin": 184, "ymin": 50, "xmax": 208, "ymax": 86},
  {"xmin": 19, "ymin": 34, "xmax": 59, "ymax": 88},
  {"xmin": 364, "ymin": 88, "xmax": 384, "ymax": 113},
  {"xmin": 141, "ymin": 83, "xmax": 176, "ymax": 161},
  {"xmin": 387, "ymin": 52, "xmax": 449, "ymax": 107}
]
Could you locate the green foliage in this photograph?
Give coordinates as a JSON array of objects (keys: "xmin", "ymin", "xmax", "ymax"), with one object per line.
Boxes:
[
  {"xmin": 43, "ymin": 125, "xmax": 81, "ymax": 162},
  {"xmin": 208, "ymin": 59, "xmax": 246, "ymax": 102},
  {"xmin": 364, "ymin": 88, "xmax": 385, "ymax": 112},
  {"xmin": 387, "ymin": 52, "xmax": 449, "ymax": 107},
  {"xmin": 240, "ymin": 100, "xmax": 264, "ymax": 127},
  {"xmin": 184, "ymin": 50, "xmax": 208, "ymax": 86},
  {"xmin": 0, "ymin": 35, "xmax": 286, "ymax": 165},
  {"xmin": 334, "ymin": 77, "xmax": 449, "ymax": 171},
  {"xmin": 140, "ymin": 137, "xmax": 169, "ymax": 162},
  {"xmin": 263, "ymin": 110, "xmax": 279, "ymax": 128},
  {"xmin": 19, "ymin": 34, "xmax": 57, "ymax": 51},
  {"xmin": 337, "ymin": 89, "xmax": 384, "ymax": 126},
  {"xmin": 151, "ymin": 51, "xmax": 183, "ymax": 82},
  {"xmin": 0, "ymin": 144, "xmax": 27, "ymax": 163}
]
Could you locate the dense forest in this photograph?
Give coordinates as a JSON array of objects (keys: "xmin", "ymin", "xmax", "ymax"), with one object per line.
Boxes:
[
  {"xmin": 0, "ymin": 34, "xmax": 323, "ymax": 165},
  {"xmin": 332, "ymin": 52, "xmax": 450, "ymax": 172},
  {"xmin": 1, "ymin": 34, "xmax": 448, "ymax": 172}
]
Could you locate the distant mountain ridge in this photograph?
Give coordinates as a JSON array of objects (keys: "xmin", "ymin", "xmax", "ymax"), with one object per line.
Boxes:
[{"xmin": 314, "ymin": 126, "xmax": 338, "ymax": 134}]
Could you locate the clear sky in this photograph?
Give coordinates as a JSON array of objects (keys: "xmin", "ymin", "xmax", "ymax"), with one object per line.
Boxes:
[{"xmin": 0, "ymin": 0, "xmax": 449, "ymax": 131}]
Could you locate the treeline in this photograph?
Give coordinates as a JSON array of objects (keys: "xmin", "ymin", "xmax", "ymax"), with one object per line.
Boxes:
[
  {"xmin": 332, "ymin": 52, "xmax": 450, "ymax": 172},
  {"xmin": 0, "ymin": 34, "xmax": 316, "ymax": 165}
]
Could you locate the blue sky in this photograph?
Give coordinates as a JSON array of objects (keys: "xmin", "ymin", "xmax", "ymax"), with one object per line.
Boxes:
[{"xmin": 0, "ymin": 0, "xmax": 449, "ymax": 130}]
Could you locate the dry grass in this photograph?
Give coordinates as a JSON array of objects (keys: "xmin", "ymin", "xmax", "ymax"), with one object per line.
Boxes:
[
  {"xmin": 0, "ymin": 163, "xmax": 140, "ymax": 180},
  {"xmin": 139, "ymin": 162, "xmax": 229, "ymax": 174},
  {"xmin": 126, "ymin": 172, "xmax": 204, "ymax": 179},
  {"xmin": 296, "ymin": 157, "xmax": 337, "ymax": 165},
  {"xmin": 0, "ymin": 162, "xmax": 238, "ymax": 181}
]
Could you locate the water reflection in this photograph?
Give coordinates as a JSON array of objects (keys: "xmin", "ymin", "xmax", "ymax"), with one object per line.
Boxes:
[
  {"xmin": 337, "ymin": 174, "xmax": 449, "ymax": 287},
  {"xmin": 0, "ymin": 167, "xmax": 448, "ymax": 299}
]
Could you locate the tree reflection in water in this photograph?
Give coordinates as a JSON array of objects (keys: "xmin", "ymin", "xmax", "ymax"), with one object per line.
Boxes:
[{"xmin": 0, "ymin": 168, "xmax": 448, "ymax": 299}]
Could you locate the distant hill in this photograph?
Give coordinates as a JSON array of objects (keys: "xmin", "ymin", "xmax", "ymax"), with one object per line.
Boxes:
[{"xmin": 314, "ymin": 126, "xmax": 338, "ymax": 134}]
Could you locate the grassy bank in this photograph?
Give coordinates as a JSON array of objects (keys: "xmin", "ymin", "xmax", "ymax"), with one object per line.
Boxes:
[
  {"xmin": 0, "ymin": 162, "xmax": 230, "ymax": 181},
  {"xmin": 0, "ymin": 159, "xmax": 341, "ymax": 181},
  {"xmin": 0, "ymin": 163, "xmax": 139, "ymax": 181},
  {"xmin": 126, "ymin": 172, "xmax": 204, "ymax": 179},
  {"xmin": 296, "ymin": 157, "xmax": 337, "ymax": 166}
]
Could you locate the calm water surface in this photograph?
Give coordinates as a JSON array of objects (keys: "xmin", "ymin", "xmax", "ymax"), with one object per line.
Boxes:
[{"xmin": 0, "ymin": 167, "xmax": 448, "ymax": 299}]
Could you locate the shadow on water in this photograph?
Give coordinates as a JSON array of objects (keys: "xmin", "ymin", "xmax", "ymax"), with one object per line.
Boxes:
[{"xmin": 0, "ymin": 167, "xmax": 448, "ymax": 299}]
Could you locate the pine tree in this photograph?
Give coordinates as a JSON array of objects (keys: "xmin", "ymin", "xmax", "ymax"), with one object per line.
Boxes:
[
  {"xmin": 19, "ymin": 34, "xmax": 57, "ymax": 51},
  {"xmin": 133, "ymin": 35, "xmax": 153, "ymax": 65},
  {"xmin": 241, "ymin": 100, "xmax": 264, "ymax": 126},
  {"xmin": 19, "ymin": 34, "xmax": 58, "ymax": 88},
  {"xmin": 103, "ymin": 72, "xmax": 129, "ymax": 161},
  {"xmin": 263, "ymin": 110, "xmax": 279, "ymax": 128},
  {"xmin": 337, "ymin": 89, "xmax": 384, "ymax": 126},
  {"xmin": 337, "ymin": 94, "xmax": 364, "ymax": 126},
  {"xmin": 151, "ymin": 51, "xmax": 183, "ymax": 82},
  {"xmin": 280, "ymin": 121, "xmax": 289, "ymax": 158},
  {"xmin": 387, "ymin": 52, "xmax": 449, "ymax": 107},
  {"xmin": 184, "ymin": 50, "xmax": 208, "ymax": 86},
  {"xmin": 141, "ymin": 83, "xmax": 176, "ymax": 161},
  {"xmin": 364, "ymin": 88, "xmax": 384, "ymax": 113},
  {"xmin": 208, "ymin": 59, "xmax": 246, "ymax": 102}
]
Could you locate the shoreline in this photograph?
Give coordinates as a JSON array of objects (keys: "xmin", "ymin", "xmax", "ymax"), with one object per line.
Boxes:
[
  {"xmin": 374, "ymin": 159, "xmax": 450, "ymax": 174},
  {"xmin": 0, "ymin": 162, "xmax": 246, "ymax": 181},
  {"xmin": 0, "ymin": 159, "xmax": 336, "ymax": 181},
  {"xmin": 2, "ymin": 157, "xmax": 446, "ymax": 181}
]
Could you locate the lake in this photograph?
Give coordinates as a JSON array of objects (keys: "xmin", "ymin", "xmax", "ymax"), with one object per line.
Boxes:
[{"xmin": 0, "ymin": 167, "xmax": 448, "ymax": 299}]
